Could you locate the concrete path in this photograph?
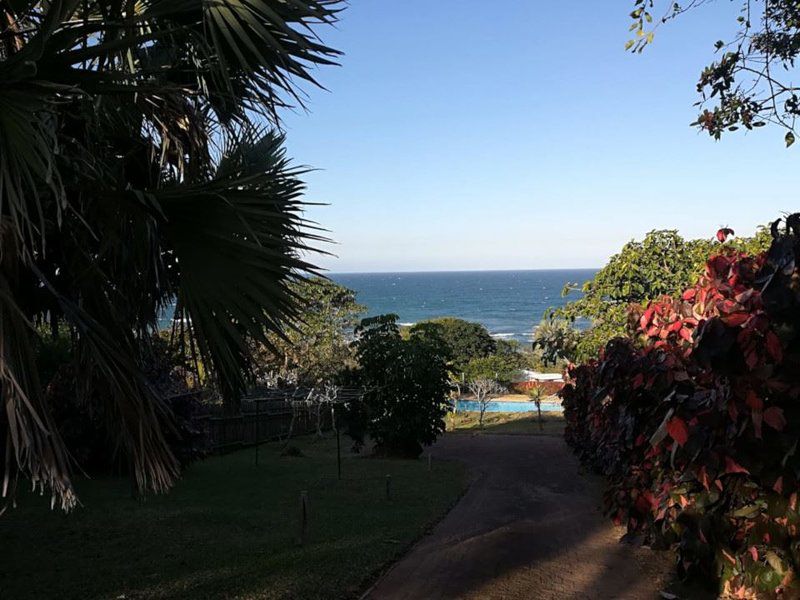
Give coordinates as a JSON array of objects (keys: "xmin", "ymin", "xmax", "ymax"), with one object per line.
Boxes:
[{"xmin": 366, "ymin": 434, "xmax": 674, "ymax": 600}]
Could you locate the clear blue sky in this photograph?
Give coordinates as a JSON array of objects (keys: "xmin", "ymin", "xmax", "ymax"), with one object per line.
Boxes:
[{"xmin": 281, "ymin": 1, "xmax": 797, "ymax": 273}]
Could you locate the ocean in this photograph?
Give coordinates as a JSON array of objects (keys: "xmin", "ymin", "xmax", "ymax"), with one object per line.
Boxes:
[{"xmin": 331, "ymin": 269, "xmax": 596, "ymax": 345}]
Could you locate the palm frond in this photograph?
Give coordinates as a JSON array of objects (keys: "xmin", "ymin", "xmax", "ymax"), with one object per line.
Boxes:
[
  {"xmin": 0, "ymin": 250, "xmax": 74, "ymax": 512},
  {"xmin": 163, "ymin": 129, "xmax": 326, "ymax": 406},
  {"xmin": 0, "ymin": 0, "xmax": 342, "ymax": 509}
]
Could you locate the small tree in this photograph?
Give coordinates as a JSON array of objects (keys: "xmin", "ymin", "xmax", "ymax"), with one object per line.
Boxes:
[
  {"xmin": 345, "ymin": 315, "xmax": 450, "ymax": 458},
  {"xmin": 467, "ymin": 378, "xmax": 504, "ymax": 429},
  {"xmin": 527, "ymin": 385, "xmax": 545, "ymax": 431}
]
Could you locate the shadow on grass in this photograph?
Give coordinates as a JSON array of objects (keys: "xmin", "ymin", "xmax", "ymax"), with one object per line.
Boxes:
[{"xmin": 0, "ymin": 435, "xmax": 468, "ymax": 600}]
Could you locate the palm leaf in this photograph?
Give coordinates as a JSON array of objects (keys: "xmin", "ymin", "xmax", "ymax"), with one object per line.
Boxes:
[
  {"xmin": 162, "ymin": 129, "xmax": 327, "ymax": 407},
  {"xmin": 0, "ymin": 0, "xmax": 342, "ymax": 510}
]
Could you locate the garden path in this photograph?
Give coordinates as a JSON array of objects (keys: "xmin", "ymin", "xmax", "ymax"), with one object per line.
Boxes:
[{"xmin": 365, "ymin": 433, "xmax": 676, "ymax": 600}]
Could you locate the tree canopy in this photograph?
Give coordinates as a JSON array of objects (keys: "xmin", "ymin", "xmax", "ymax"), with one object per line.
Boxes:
[
  {"xmin": 552, "ymin": 228, "xmax": 771, "ymax": 362},
  {"xmin": 253, "ymin": 278, "xmax": 364, "ymax": 386},
  {"xmin": 0, "ymin": 0, "xmax": 343, "ymax": 510},
  {"xmin": 408, "ymin": 317, "xmax": 496, "ymax": 371}
]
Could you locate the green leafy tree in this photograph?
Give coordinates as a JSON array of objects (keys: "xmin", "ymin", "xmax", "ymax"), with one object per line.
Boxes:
[
  {"xmin": 627, "ymin": 0, "xmax": 800, "ymax": 146},
  {"xmin": 0, "ymin": 0, "xmax": 342, "ymax": 509},
  {"xmin": 253, "ymin": 278, "xmax": 364, "ymax": 386},
  {"xmin": 532, "ymin": 319, "xmax": 580, "ymax": 366},
  {"xmin": 463, "ymin": 353, "xmax": 523, "ymax": 387},
  {"xmin": 346, "ymin": 315, "xmax": 450, "ymax": 458},
  {"xmin": 554, "ymin": 228, "xmax": 770, "ymax": 362},
  {"xmin": 409, "ymin": 317, "xmax": 496, "ymax": 371}
]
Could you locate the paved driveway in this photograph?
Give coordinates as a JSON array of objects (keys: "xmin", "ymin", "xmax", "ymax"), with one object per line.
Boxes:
[{"xmin": 365, "ymin": 434, "xmax": 674, "ymax": 600}]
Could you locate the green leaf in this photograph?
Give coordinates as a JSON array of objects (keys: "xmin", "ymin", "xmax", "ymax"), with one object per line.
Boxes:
[{"xmin": 786, "ymin": 131, "xmax": 795, "ymax": 148}]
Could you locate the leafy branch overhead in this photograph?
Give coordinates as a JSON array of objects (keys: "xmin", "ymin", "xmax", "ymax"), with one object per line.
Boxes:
[
  {"xmin": 0, "ymin": 0, "xmax": 343, "ymax": 510},
  {"xmin": 627, "ymin": 0, "xmax": 800, "ymax": 144}
]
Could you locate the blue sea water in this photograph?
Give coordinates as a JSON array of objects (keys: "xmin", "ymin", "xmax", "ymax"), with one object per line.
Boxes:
[{"xmin": 331, "ymin": 269, "xmax": 596, "ymax": 345}]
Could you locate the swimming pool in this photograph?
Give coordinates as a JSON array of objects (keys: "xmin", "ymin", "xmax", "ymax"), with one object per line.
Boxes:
[{"xmin": 454, "ymin": 400, "xmax": 563, "ymax": 413}]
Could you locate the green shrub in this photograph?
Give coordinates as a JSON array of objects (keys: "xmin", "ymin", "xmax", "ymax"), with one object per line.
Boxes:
[{"xmin": 344, "ymin": 315, "xmax": 450, "ymax": 458}]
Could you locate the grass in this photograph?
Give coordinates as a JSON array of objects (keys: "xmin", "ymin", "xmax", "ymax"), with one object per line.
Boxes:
[
  {"xmin": 0, "ymin": 435, "xmax": 468, "ymax": 600},
  {"xmin": 447, "ymin": 411, "xmax": 565, "ymax": 436}
]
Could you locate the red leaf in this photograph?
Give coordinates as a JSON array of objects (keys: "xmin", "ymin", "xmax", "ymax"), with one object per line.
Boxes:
[
  {"xmin": 752, "ymin": 409, "xmax": 763, "ymax": 439},
  {"xmin": 774, "ymin": 476, "xmax": 784, "ymax": 494},
  {"xmin": 766, "ymin": 331, "xmax": 783, "ymax": 362},
  {"xmin": 724, "ymin": 456, "xmax": 750, "ymax": 475},
  {"xmin": 639, "ymin": 307, "xmax": 654, "ymax": 330},
  {"xmin": 717, "ymin": 227, "xmax": 735, "ymax": 243},
  {"xmin": 749, "ymin": 546, "xmax": 759, "ymax": 562},
  {"xmin": 667, "ymin": 417, "xmax": 689, "ymax": 447},
  {"xmin": 745, "ymin": 390, "xmax": 763, "ymax": 411},
  {"xmin": 698, "ymin": 466, "xmax": 711, "ymax": 490},
  {"xmin": 735, "ymin": 289, "xmax": 756, "ymax": 304},
  {"xmin": 682, "ymin": 288, "xmax": 697, "ymax": 301},
  {"xmin": 764, "ymin": 407, "xmax": 787, "ymax": 431},
  {"xmin": 722, "ymin": 312, "xmax": 750, "ymax": 327}
]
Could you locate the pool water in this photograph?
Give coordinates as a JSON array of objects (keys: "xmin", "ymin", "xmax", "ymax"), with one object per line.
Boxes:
[{"xmin": 454, "ymin": 400, "xmax": 563, "ymax": 413}]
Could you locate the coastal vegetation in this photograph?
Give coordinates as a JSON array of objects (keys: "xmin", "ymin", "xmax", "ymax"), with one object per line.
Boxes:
[
  {"xmin": 408, "ymin": 317, "xmax": 497, "ymax": 372},
  {"xmin": 560, "ymin": 214, "xmax": 800, "ymax": 597},
  {"xmin": 545, "ymin": 228, "xmax": 771, "ymax": 363},
  {"xmin": 465, "ymin": 378, "xmax": 505, "ymax": 429},
  {"xmin": 4, "ymin": 1, "xmax": 798, "ymax": 598},
  {"xmin": 251, "ymin": 277, "xmax": 365, "ymax": 387}
]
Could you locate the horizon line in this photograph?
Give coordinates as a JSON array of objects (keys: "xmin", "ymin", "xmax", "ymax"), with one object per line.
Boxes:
[{"xmin": 326, "ymin": 266, "xmax": 601, "ymax": 276}]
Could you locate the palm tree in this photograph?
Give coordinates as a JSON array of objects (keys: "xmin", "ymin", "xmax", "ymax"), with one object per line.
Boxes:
[{"xmin": 0, "ymin": 0, "xmax": 342, "ymax": 511}]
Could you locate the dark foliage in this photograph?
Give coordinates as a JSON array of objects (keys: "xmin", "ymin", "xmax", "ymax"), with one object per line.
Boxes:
[
  {"xmin": 561, "ymin": 214, "xmax": 800, "ymax": 597},
  {"xmin": 409, "ymin": 317, "xmax": 497, "ymax": 372},
  {"xmin": 37, "ymin": 335, "xmax": 209, "ymax": 475},
  {"xmin": 344, "ymin": 315, "xmax": 450, "ymax": 458},
  {"xmin": 0, "ymin": 0, "xmax": 342, "ymax": 509}
]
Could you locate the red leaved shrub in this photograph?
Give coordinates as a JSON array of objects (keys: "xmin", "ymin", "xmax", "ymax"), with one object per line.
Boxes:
[{"xmin": 560, "ymin": 214, "xmax": 800, "ymax": 598}]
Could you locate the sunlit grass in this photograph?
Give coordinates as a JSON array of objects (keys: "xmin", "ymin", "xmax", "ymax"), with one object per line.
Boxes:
[{"xmin": 447, "ymin": 411, "xmax": 565, "ymax": 436}]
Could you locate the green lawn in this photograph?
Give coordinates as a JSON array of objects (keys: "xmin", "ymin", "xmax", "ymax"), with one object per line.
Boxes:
[
  {"xmin": 448, "ymin": 411, "xmax": 565, "ymax": 436},
  {"xmin": 0, "ymin": 435, "xmax": 468, "ymax": 600}
]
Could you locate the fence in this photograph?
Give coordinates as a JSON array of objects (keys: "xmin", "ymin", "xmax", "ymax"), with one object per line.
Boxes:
[{"xmin": 196, "ymin": 387, "xmax": 361, "ymax": 452}]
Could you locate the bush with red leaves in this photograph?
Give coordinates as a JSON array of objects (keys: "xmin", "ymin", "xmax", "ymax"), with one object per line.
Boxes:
[{"xmin": 560, "ymin": 214, "xmax": 800, "ymax": 598}]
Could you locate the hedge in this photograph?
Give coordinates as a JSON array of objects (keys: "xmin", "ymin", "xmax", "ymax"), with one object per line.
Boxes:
[{"xmin": 560, "ymin": 215, "xmax": 800, "ymax": 598}]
